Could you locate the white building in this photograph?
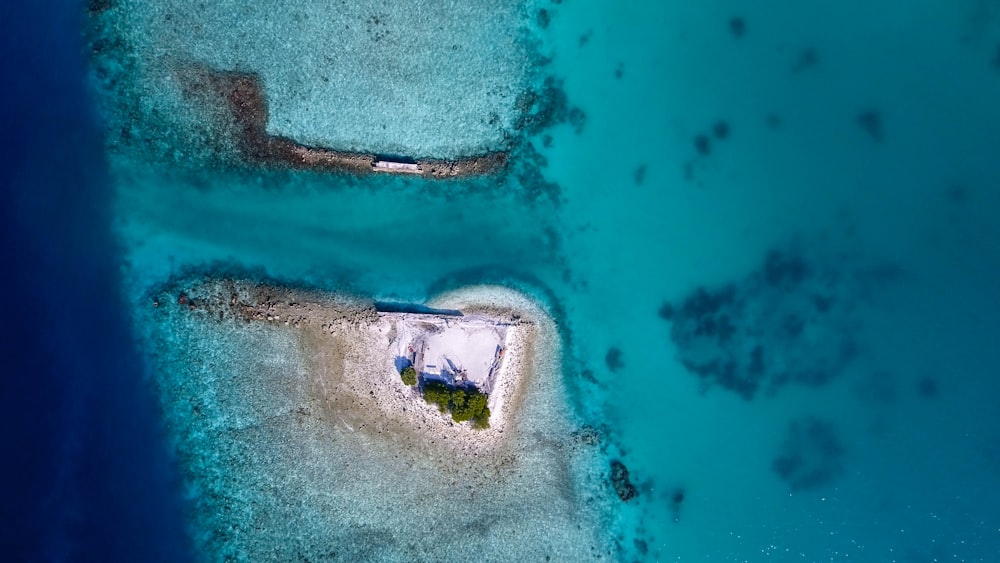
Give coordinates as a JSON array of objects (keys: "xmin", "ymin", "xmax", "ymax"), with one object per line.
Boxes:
[
  {"xmin": 386, "ymin": 313, "xmax": 509, "ymax": 395},
  {"xmin": 372, "ymin": 159, "xmax": 422, "ymax": 174}
]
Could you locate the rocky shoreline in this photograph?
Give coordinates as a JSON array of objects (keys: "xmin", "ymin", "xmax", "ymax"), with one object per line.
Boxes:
[{"xmin": 175, "ymin": 66, "xmax": 509, "ymax": 179}]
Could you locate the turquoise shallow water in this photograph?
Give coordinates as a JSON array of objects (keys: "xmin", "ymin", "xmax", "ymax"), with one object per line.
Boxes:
[
  {"xmin": 83, "ymin": 0, "xmax": 1000, "ymax": 560},
  {"xmin": 541, "ymin": 1, "xmax": 1000, "ymax": 559}
]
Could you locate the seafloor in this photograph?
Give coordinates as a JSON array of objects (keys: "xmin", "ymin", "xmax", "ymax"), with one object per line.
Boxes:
[{"xmin": 88, "ymin": 0, "xmax": 1000, "ymax": 561}]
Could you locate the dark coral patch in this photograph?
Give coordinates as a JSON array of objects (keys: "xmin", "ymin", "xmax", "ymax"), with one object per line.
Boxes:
[
  {"xmin": 568, "ymin": 107, "xmax": 587, "ymax": 134},
  {"xmin": 694, "ymin": 134, "xmax": 711, "ymax": 156},
  {"xmin": 660, "ymin": 242, "xmax": 882, "ymax": 399},
  {"xmin": 537, "ymin": 8, "xmax": 551, "ymax": 29},
  {"xmin": 606, "ymin": 347, "xmax": 625, "ymax": 372},
  {"xmin": 658, "ymin": 302, "xmax": 675, "ymax": 320},
  {"xmin": 610, "ymin": 460, "xmax": 637, "ymax": 501},
  {"xmin": 857, "ymin": 109, "xmax": 883, "ymax": 142},
  {"xmin": 791, "ymin": 48, "xmax": 819, "ymax": 73},
  {"xmin": 729, "ymin": 17, "xmax": 746, "ymax": 38},
  {"xmin": 917, "ymin": 376, "xmax": 940, "ymax": 398},
  {"xmin": 633, "ymin": 165, "xmax": 647, "ymax": 186},
  {"xmin": 88, "ymin": 0, "xmax": 113, "ymax": 13},
  {"xmin": 713, "ymin": 120, "xmax": 730, "ymax": 140},
  {"xmin": 514, "ymin": 77, "xmax": 569, "ymax": 135},
  {"xmin": 671, "ymin": 488, "xmax": 685, "ymax": 505},
  {"xmin": 764, "ymin": 249, "xmax": 809, "ymax": 287},
  {"xmin": 772, "ymin": 417, "xmax": 844, "ymax": 491},
  {"xmin": 669, "ymin": 487, "xmax": 686, "ymax": 522}
]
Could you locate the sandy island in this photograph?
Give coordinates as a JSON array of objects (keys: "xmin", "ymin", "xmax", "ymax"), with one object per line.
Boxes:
[{"xmin": 155, "ymin": 279, "xmax": 541, "ymax": 457}]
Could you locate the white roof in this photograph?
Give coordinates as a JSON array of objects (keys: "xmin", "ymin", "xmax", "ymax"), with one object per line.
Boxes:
[{"xmin": 373, "ymin": 160, "xmax": 421, "ymax": 173}]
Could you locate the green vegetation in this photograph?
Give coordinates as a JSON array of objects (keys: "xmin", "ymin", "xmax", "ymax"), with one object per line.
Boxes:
[
  {"xmin": 400, "ymin": 365, "xmax": 418, "ymax": 386},
  {"xmin": 421, "ymin": 380, "xmax": 491, "ymax": 429},
  {"xmin": 423, "ymin": 380, "xmax": 451, "ymax": 412}
]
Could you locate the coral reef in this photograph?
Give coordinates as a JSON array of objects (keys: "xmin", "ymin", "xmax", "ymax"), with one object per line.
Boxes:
[{"xmin": 661, "ymin": 242, "xmax": 892, "ymax": 399}]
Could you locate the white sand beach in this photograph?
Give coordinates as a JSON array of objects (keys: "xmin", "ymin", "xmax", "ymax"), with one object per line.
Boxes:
[{"xmin": 175, "ymin": 280, "xmax": 536, "ymax": 453}]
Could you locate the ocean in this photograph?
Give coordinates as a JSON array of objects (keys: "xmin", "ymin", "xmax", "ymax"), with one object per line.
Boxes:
[{"xmin": 3, "ymin": 0, "xmax": 999, "ymax": 561}]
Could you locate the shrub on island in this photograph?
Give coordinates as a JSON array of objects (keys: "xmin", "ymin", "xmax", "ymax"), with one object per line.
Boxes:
[
  {"xmin": 400, "ymin": 365, "xmax": 418, "ymax": 386},
  {"xmin": 423, "ymin": 380, "xmax": 451, "ymax": 412},
  {"xmin": 421, "ymin": 380, "xmax": 491, "ymax": 429}
]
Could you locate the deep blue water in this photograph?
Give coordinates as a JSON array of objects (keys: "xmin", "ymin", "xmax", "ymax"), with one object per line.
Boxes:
[{"xmin": 0, "ymin": 1, "xmax": 189, "ymax": 560}]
